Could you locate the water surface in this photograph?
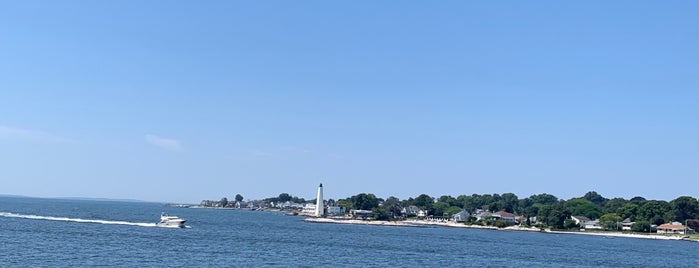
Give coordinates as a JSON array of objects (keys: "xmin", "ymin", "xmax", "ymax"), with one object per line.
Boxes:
[{"xmin": 0, "ymin": 196, "xmax": 696, "ymax": 267}]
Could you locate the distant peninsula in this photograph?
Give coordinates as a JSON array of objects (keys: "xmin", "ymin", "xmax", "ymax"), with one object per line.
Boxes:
[{"xmin": 194, "ymin": 189, "xmax": 699, "ymax": 241}]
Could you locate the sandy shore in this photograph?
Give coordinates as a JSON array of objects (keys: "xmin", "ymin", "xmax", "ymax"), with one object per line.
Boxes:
[
  {"xmin": 305, "ymin": 217, "xmax": 539, "ymax": 232},
  {"xmin": 304, "ymin": 217, "xmax": 695, "ymax": 241},
  {"xmin": 544, "ymin": 230, "xmax": 688, "ymax": 240},
  {"xmin": 304, "ymin": 217, "xmax": 417, "ymax": 227}
]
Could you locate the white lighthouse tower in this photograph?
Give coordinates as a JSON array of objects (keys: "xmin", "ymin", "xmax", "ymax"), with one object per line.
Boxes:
[{"xmin": 315, "ymin": 183, "xmax": 324, "ymax": 217}]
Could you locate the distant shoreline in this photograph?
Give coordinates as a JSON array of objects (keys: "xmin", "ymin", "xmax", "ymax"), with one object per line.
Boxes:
[{"xmin": 304, "ymin": 217, "xmax": 696, "ymax": 242}]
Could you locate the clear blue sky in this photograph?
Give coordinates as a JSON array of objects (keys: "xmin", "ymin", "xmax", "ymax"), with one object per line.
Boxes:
[{"xmin": 1, "ymin": 1, "xmax": 697, "ymax": 203}]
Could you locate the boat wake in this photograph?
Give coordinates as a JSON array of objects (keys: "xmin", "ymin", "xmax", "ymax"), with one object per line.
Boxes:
[{"xmin": 0, "ymin": 211, "xmax": 173, "ymax": 228}]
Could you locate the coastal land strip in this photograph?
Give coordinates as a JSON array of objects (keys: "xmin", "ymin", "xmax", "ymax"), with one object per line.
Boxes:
[{"xmin": 304, "ymin": 217, "xmax": 696, "ymax": 242}]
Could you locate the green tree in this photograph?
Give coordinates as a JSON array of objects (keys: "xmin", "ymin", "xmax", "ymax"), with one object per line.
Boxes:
[
  {"xmin": 616, "ymin": 203, "xmax": 639, "ymax": 221},
  {"xmin": 433, "ymin": 202, "xmax": 450, "ymax": 216},
  {"xmin": 500, "ymin": 193, "xmax": 519, "ymax": 213},
  {"xmin": 372, "ymin": 206, "xmax": 390, "ymax": 221},
  {"xmin": 413, "ymin": 194, "xmax": 435, "ymax": 210},
  {"xmin": 538, "ymin": 202, "xmax": 570, "ymax": 229},
  {"xmin": 349, "ymin": 193, "xmax": 380, "ymax": 210},
  {"xmin": 278, "ymin": 193, "xmax": 292, "ymax": 202},
  {"xmin": 445, "ymin": 206, "xmax": 462, "ymax": 217},
  {"xmin": 667, "ymin": 196, "xmax": 699, "ymax": 222},
  {"xmin": 529, "ymin": 193, "xmax": 559, "ymax": 206},
  {"xmin": 438, "ymin": 195, "xmax": 461, "ymax": 208},
  {"xmin": 603, "ymin": 198, "xmax": 628, "ymax": 214},
  {"xmin": 631, "ymin": 220, "xmax": 651, "ymax": 233},
  {"xmin": 220, "ymin": 197, "xmax": 228, "ymax": 207},
  {"xmin": 566, "ymin": 198, "xmax": 602, "ymax": 219},
  {"xmin": 630, "ymin": 196, "xmax": 647, "ymax": 204},
  {"xmin": 563, "ymin": 219, "xmax": 580, "ymax": 230},
  {"xmin": 638, "ymin": 201, "xmax": 670, "ymax": 225},
  {"xmin": 583, "ymin": 191, "xmax": 608, "ymax": 206},
  {"xmin": 235, "ymin": 194, "xmax": 244, "ymax": 202},
  {"xmin": 459, "ymin": 195, "xmax": 480, "ymax": 212},
  {"xmin": 338, "ymin": 199, "xmax": 353, "ymax": 210},
  {"xmin": 494, "ymin": 220, "xmax": 507, "ymax": 228},
  {"xmin": 382, "ymin": 196, "xmax": 402, "ymax": 220},
  {"xmin": 599, "ymin": 213, "xmax": 623, "ymax": 230}
]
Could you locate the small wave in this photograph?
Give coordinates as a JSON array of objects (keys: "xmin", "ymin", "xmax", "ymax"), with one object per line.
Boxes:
[{"xmin": 0, "ymin": 211, "xmax": 158, "ymax": 227}]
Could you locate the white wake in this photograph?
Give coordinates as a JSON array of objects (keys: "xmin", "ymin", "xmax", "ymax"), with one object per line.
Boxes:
[{"xmin": 0, "ymin": 211, "xmax": 162, "ymax": 227}]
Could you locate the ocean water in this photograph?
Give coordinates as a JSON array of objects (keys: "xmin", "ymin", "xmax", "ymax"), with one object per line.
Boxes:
[{"xmin": 0, "ymin": 196, "xmax": 696, "ymax": 267}]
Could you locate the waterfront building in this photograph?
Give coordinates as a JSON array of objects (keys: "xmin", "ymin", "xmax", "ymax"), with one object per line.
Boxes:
[{"xmin": 657, "ymin": 222, "xmax": 694, "ymax": 234}]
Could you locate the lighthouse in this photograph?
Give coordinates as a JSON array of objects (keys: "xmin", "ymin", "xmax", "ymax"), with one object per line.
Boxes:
[{"xmin": 315, "ymin": 183, "xmax": 324, "ymax": 217}]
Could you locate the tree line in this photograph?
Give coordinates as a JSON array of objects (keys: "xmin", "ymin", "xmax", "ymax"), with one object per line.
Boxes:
[{"xmin": 332, "ymin": 191, "xmax": 699, "ymax": 230}]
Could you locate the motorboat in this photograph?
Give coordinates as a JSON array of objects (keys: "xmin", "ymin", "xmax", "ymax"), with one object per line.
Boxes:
[{"xmin": 157, "ymin": 213, "xmax": 186, "ymax": 228}]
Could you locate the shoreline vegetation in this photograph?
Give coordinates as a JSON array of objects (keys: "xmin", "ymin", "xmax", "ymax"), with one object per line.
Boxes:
[
  {"xmin": 194, "ymin": 190, "xmax": 699, "ymax": 243},
  {"xmin": 303, "ymin": 217, "xmax": 695, "ymax": 242}
]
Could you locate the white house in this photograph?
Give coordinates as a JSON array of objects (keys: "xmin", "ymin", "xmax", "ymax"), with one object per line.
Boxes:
[
  {"xmin": 451, "ymin": 210, "xmax": 471, "ymax": 222},
  {"xmin": 657, "ymin": 222, "xmax": 693, "ymax": 234},
  {"xmin": 492, "ymin": 211, "xmax": 516, "ymax": 225},
  {"xmin": 301, "ymin": 203, "xmax": 317, "ymax": 215},
  {"xmin": 327, "ymin": 205, "xmax": 345, "ymax": 215},
  {"xmin": 402, "ymin": 205, "xmax": 419, "ymax": 217},
  {"xmin": 571, "ymin": 216, "xmax": 591, "ymax": 226},
  {"xmin": 583, "ymin": 219, "xmax": 602, "ymax": 230}
]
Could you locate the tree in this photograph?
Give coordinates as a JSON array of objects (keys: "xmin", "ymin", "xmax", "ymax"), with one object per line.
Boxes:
[
  {"xmin": 338, "ymin": 199, "xmax": 353, "ymax": 210},
  {"xmin": 445, "ymin": 206, "xmax": 462, "ymax": 217},
  {"xmin": 278, "ymin": 193, "xmax": 292, "ymax": 202},
  {"xmin": 630, "ymin": 196, "xmax": 647, "ymax": 204},
  {"xmin": 220, "ymin": 197, "xmax": 228, "ymax": 208},
  {"xmin": 583, "ymin": 191, "xmax": 608, "ymax": 206},
  {"xmin": 667, "ymin": 196, "xmax": 699, "ymax": 223},
  {"xmin": 438, "ymin": 195, "xmax": 460, "ymax": 208},
  {"xmin": 433, "ymin": 202, "xmax": 450, "ymax": 216},
  {"xmin": 631, "ymin": 221, "xmax": 651, "ymax": 233},
  {"xmin": 372, "ymin": 207, "xmax": 390, "ymax": 221},
  {"xmin": 616, "ymin": 203, "xmax": 639, "ymax": 221},
  {"xmin": 494, "ymin": 220, "xmax": 507, "ymax": 228},
  {"xmin": 382, "ymin": 196, "xmax": 402, "ymax": 220},
  {"xmin": 563, "ymin": 219, "xmax": 580, "ymax": 230},
  {"xmin": 500, "ymin": 193, "xmax": 519, "ymax": 213},
  {"xmin": 638, "ymin": 201, "xmax": 670, "ymax": 225},
  {"xmin": 529, "ymin": 193, "xmax": 559, "ymax": 206},
  {"xmin": 603, "ymin": 198, "xmax": 628, "ymax": 214},
  {"xmin": 235, "ymin": 194, "xmax": 244, "ymax": 202},
  {"xmin": 348, "ymin": 193, "xmax": 380, "ymax": 210},
  {"xmin": 538, "ymin": 202, "xmax": 570, "ymax": 229},
  {"xmin": 600, "ymin": 213, "xmax": 623, "ymax": 230},
  {"xmin": 566, "ymin": 198, "xmax": 602, "ymax": 219},
  {"xmin": 413, "ymin": 194, "xmax": 435, "ymax": 210}
]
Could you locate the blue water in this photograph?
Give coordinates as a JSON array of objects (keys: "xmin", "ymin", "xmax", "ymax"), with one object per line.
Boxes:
[{"xmin": 0, "ymin": 196, "xmax": 696, "ymax": 267}]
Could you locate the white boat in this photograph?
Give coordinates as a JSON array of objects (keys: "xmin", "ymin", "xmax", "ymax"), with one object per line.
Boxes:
[{"xmin": 157, "ymin": 213, "xmax": 186, "ymax": 228}]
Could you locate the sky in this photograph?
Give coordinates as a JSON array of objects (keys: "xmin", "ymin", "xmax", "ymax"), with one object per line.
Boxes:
[{"xmin": 1, "ymin": 1, "xmax": 697, "ymax": 203}]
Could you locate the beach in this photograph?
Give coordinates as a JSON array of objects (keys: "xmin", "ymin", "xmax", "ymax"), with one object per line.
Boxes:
[{"xmin": 304, "ymin": 217, "xmax": 695, "ymax": 241}]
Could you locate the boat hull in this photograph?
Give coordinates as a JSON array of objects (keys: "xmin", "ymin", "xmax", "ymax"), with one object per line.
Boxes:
[{"xmin": 157, "ymin": 220, "xmax": 186, "ymax": 228}]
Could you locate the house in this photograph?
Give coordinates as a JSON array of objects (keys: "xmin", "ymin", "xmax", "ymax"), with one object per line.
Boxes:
[
  {"xmin": 583, "ymin": 219, "xmax": 602, "ymax": 230},
  {"xmin": 621, "ymin": 218, "xmax": 634, "ymax": 231},
  {"xmin": 571, "ymin": 216, "xmax": 591, "ymax": 226},
  {"xmin": 475, "ymin": 211, "xmax": 492, "ymax": 221},
  {"xmin": 327, "ymin": 205, "xmax": 345, "ymax": 215},
  {"xmin": 350, "ymin": 209, "xmax": 373, "ymax": 220},
  {"xmin": 401, "ymin": 206, "xmax": 419, "ymax": 217},
  {"xmin": 451, "ymin": 210, "xmax": 471, "ymax": 222},
  {"xmin": 417, "ymin": 210, "xmax": 427, "ymax": 218},
  {"xmin": 656, "ymin": 222, "xmax": 694, "ymax": 234},
  {"xmin": 301, "ymin": 203, "xmax": 317, "ymax": 215},
  {"xmin": 492, "ymin": 211, "xmax": 516, "ymax": 225}
]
